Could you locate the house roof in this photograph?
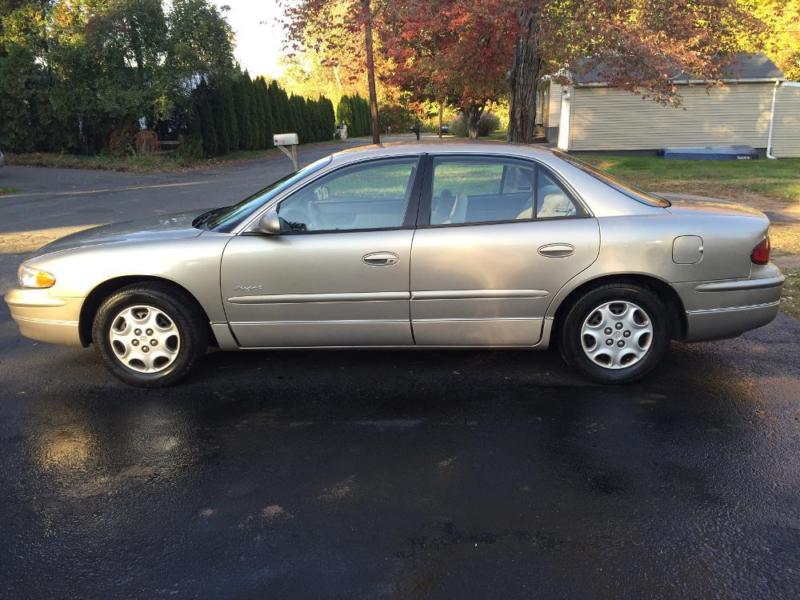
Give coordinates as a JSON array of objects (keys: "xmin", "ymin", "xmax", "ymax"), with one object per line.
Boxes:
[{"xmin": 573, "ymin": 53, "xmax": 784, "ymax": 85}]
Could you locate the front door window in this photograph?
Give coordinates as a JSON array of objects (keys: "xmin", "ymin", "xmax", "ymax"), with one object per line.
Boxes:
[{"xmin": 278, "ymin": 158, "xmax": 419, "ymax": 232}]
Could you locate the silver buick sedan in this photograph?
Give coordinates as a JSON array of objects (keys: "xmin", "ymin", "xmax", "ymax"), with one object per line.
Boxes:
[{"xmin": 5, "ymin": 143, "xmax": 784, "ymax": 386}]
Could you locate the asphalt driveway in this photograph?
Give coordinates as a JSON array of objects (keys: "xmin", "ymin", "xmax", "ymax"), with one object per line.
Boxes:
[{"xmin": 1, "ymin": 139, "xmax": 799, "ymax": 598}]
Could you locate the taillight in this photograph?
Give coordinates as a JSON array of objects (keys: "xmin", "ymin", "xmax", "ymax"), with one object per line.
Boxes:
[{"xmin": 751, "ymin": 237, "xmax": 770, "ymax": 265}]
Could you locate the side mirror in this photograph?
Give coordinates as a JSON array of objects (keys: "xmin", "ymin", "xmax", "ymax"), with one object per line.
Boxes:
[{"xmin": 255, "ymin": 208, "xmax": 282, "ymax": 235}]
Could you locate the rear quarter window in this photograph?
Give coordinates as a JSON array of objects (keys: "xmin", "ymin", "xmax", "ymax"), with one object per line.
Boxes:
[{"xmin": 554, "ymin": 151, "xmax": 671, "ymax": 208}]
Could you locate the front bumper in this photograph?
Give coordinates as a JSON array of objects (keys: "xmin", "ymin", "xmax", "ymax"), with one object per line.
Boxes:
[
  {"xmin": 4, "ymin": 288, "xmax": 84, "ymax": 346},
  {"xmin": 675, "ymin": 264, "xmax": 784, "ymax": 342}
]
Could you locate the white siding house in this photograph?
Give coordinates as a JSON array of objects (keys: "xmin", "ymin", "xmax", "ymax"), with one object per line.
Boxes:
[{"xmin": 542, "ymin": 54, "xmax": 800, "ymax": 157}]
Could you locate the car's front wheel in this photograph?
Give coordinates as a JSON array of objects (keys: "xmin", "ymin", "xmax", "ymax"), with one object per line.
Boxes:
[
  {"xmin": 559, "ymin": 283, "xmax": 670, "ymax": 384},
  {"xmin": 92, "ymin": 283, "xmax": 208, "ymax": 387}
]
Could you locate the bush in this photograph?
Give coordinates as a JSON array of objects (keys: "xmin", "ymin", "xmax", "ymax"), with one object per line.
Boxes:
[
  {"xmin": 379, "ymin": 104, "xmax": 413, "ymax": 133},
  {"xmin": 449, "ymin": 112, "xmax": 501, "ymax": 138},
  {"xmin": 177, "ymin": 134, "xmax": 204, "ymax": 158}
]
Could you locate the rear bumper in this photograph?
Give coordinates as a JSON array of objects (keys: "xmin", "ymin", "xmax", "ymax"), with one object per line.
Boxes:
[
  {"xmin": 685, "ymin": 300, "xmax": 781, "ymax": 342},
  {"xmin": 676, "ymin": 265, "xmax": 784, "ymax": 342},
  {"xmin": 4, "ymin": 288, "xmax": 84, "ymax": 346}
]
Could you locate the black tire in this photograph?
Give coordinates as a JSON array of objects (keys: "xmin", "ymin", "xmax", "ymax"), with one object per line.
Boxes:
[
  {"xmin": 91, "ymin": 283, "xmax": 209, "ymax": 387},
  {"xmin": 558, "ymin": 283, "xmax": 670, "ymax": 384}
]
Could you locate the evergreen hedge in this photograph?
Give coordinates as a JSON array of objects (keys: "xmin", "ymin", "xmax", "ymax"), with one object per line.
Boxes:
[
  {"xmin": 166, "ymin": 73, "xmax": 335, "ymax": 157},
  {"xmin": 336, "ymin": 94, "xmax": 371, "ymax": 137},
  {"xmin": 192, "ymin": 75, "xmax": 343, "ymax": 155}
]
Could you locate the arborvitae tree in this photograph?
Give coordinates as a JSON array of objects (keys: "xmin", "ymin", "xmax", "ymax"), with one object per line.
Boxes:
[
  {"xmin": 267, "ymin": 80, "xmax": 283, "ymax": 133},
  {"xmin": 336, "ymin": 94, "xmax": 351, "ymax": 131},
  {"xmin": 351, "ymin": 95, "xmax": 361, "ymax": 136},
  {"xmin": 316, "ymin": 99, "xmax": 326, "ymax": 141},
  {"xmin": 308, "ymin": 98, "xmax": 317, "ymax": 141},
  {"xmin": 278, "ymin": 84, "xmax": 292, "ymax": 134},
  {"xmin": 315, "ymin": 98, "xmax": 328, "ymax": 141},
  {"xmin": 195, "ymin": 80, "xmax": 218, "ymax": 156},
  {"xmin": 249, "ymin": 77, "xmax": 265, "ymax": 149},
  {"xmin": 321, "ymin": 96, "xmax": 336, "ymax": 140},
  {"xmin": 210, "ymin": 85, "xmax": 230, "ymax": 154},
  {"xmin": 289, "ymin": 94, "xmax": 306, "ymax": 142},
  {"xmin": 255, "ymin": 77, "xmax": 274, "ymax": 148},
  {"xmin": 244, "ymin": 74, "xmax": 259, "ymax": 149},
  {"xmin": 352, "ymin": 95, "xmax": 361, "ymax": 136},
  {"xmin": 357, "ymin": 94, "xmax": 370, "ymax": 136},
  {"xmin": 307, "ymin": 98, "xmax": 320, "ymax": 142},
  {"xmin": 273, "ymin": 84, "xmax": 285, "ymax": 134},
  {"xmin": 233, "ymin": 73, "xmax": 252, "ymax": 150},
  {"xmin": 221, "ymin": 80, "xmax": 239, "ymax": 151},
  {"xmin": 347, "ymin": 94, "xmax": 368, "ymax": 137},
  {"xmin": 345, "ymin": 96, "xmax": 359, "ymax": 136}
]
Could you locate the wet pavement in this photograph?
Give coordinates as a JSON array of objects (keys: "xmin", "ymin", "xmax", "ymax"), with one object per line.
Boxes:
[
  {"xmin": 1, "ymin": 139, "xmax": 800, "ymax": 598},
  {"xmin": 1, "ymin": 313, "xmax": 799, "ymax": 598}
]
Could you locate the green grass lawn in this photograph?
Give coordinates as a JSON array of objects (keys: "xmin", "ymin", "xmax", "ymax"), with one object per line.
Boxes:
[
  {"xmin": 433, "ymin": 161, "xmax": 507, "ymax": 196},
  {"xmin": 0, "ymin": 186, "xmax": 19, "ymax": 196},
  {"xmin": 580, "ymin": 154, "xmax": 800, "ymax": 205}
]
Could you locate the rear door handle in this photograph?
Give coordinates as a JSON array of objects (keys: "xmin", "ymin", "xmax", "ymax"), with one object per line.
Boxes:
[
  {"xmin": 363, "ymin": 251, "xmax": 400, "ymax": 266},
  {"xmin": 538, "ymin": 243, "xmax": 575, "ymax": 258}
]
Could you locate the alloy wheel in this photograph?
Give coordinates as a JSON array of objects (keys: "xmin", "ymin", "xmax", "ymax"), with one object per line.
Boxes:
[
  {"xmin": 108, "ymin": 304, "xmax": 181, "ymax": 373},
  {"xmin": 580, "ymin": 300, "xmax": 654, "ymax": 370}
]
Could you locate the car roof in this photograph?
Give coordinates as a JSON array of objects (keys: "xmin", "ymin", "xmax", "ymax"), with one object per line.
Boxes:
[{"xmin": 329, "ymin": 141, "xmax": 560, "ymax": 165}]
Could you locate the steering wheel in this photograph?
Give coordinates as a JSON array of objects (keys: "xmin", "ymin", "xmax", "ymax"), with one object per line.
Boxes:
[{"xmin": 279, "ymin": 205, "xmax": 312, "ymax": 231}]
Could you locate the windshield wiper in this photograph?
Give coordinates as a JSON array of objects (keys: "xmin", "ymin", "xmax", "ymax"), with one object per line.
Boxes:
[{"xmin": 193, "ymin": 207, "xmax": 226, "ymax": 229}]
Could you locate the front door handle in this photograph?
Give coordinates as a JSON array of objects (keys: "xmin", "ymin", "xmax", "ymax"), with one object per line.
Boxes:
[
  {"xmin": 363, "ymin": 251, "xmax": 400, "ymax": 266},
  {"xmin": 538, "ymin": 243, "xmax": 575, "ymax": 258}
]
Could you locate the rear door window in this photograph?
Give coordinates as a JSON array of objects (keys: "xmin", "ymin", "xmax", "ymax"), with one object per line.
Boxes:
[
  {"xmin": 429, "ymin": 157, "xmax": 535, "ymax": 225},
  {"xmin": 427, "ymin": 156, "xmax": 583, "ymax": 225}
]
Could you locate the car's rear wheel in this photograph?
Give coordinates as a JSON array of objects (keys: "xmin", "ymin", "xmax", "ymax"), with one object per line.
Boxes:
[
  {"xmin": 559, "ymin": 283, "xmax": 670, "ymax": 383},
  {"xmin": 92, "ymin": 283, "xmax": 208, "ymax": 387}
]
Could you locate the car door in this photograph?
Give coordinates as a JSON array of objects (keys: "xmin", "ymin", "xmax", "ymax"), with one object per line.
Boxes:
[
  {"xmin": 410, "ymin": 155, "xmax": 600, "ymax": 346},
  {"xmin": 221, "ymin": 156, "xmax": 423, "ymax": 347}
]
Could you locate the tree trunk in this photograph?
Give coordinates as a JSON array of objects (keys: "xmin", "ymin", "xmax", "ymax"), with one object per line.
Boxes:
[
  {"xmin": 464, "ymin": 104, "xmax": 484, "ymax": 139},
  {"xmin": 438, "ymin": 100, "xmax": 444, "ymax": 138},
  {"xmin": 508, "ymin": 7, "xmax": 542, "ymax": 144},
  {"xmin": 362, "ymin": 0, "xmax": 380, "ymax": 144}
]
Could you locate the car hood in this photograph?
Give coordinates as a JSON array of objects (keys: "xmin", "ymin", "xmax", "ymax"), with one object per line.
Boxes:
[{"xmin": 32, "ymin": 210, "xmax": 207, "ymax": 258}]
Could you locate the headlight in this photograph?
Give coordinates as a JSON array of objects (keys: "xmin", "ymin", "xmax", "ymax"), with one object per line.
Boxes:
[{"xmin": 18, "ymin": 264, "xmax": 56, "ymax": 288}]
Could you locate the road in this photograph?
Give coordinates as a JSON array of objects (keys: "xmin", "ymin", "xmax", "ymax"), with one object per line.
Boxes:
[{"xmin": 1, "ymin": 139, "xmax": 799, "ymax": 598}]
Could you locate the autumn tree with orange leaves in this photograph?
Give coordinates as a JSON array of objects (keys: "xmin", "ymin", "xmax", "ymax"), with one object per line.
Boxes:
[
  {"xmin": 383, "ymin": 0, "xmax": 762, "ymax": 142},
  {"xmin": 287, "ymin": 0, "xmax": 764, "ymax": 143},
  {"xmin": 381, "ymin": 0, "xmax": 516, "ymax": 139}
]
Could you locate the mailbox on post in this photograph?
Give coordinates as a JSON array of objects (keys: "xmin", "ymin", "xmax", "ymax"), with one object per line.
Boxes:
[{"xmin": 274, "ymin": 133, "xmax": 299, "ymax": 170}]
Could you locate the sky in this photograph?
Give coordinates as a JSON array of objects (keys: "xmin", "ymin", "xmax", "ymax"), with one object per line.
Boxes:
[{"xmin": 210, "ymin": 0, "xmax": 289, "ymax": 79}]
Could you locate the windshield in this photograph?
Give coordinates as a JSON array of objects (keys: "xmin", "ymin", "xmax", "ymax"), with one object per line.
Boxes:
[
  {"xmin": 553, "ymin": 151, "xmax": 671, "ymax": 208},
  {"xmin": 202, "ymin": 156, "xmax": 332, "ymax": 232}
]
